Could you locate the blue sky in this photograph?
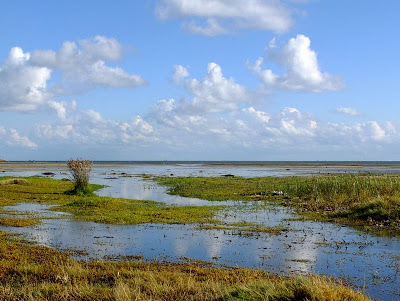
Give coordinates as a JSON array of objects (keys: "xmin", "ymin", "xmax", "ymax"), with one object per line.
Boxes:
[{"xmin": 0, "ymin": 0, "xmax": 399, "ymax": 160}]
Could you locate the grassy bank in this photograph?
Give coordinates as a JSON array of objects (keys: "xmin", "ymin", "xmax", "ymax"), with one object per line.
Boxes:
[
  {"xmin": 155, "ymin": 175, "xmax": 400, "ymax": 234},
  {"xmin": 0, "ymin": 231, "xmax": 370, "ymax": 300},
  {"xmin": 0, "ymin": 177, "xmax": 222, "ymax": 225}
]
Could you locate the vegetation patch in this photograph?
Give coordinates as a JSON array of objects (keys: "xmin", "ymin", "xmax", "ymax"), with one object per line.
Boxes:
[
  {"xmin": 55, "ymin": 198, "xmax": 222, "ymax": 225},
  {"xmin": 0, "ymin": 231, "xmax": 371, "ymax": 300},
  {"xmin": 0, "ymin": 178, "xmax": 28, "ymax": 186},
  {"xmin": 0, "ymin": 216, "xmax": 40, "ymax": 227},
  {"xmin": 155, "ymin": 174, "xmax": 400, "ymax": 235},
  {"xmin": 0, "ymin": 177, "xmax": 223, "ymax": 226}
]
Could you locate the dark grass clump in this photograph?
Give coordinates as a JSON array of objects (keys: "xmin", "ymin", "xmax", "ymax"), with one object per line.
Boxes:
[{"xmin": 67, "ymin": 159, "xmax": 93, "ymax": 195}]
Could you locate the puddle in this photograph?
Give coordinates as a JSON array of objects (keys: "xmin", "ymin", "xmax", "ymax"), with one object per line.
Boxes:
[
  {"xmin": 0, "ymin": 163, "xmax": 399, "ymax": 299},
  {"xmin": 2, "ymin": 203, "xmax": 70, "ymax": 217}
]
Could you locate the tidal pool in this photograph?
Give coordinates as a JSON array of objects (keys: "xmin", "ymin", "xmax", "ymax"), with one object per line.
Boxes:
[{"xmin": 1, "ymin": 163, "xmax": 399, "ymax": 300}]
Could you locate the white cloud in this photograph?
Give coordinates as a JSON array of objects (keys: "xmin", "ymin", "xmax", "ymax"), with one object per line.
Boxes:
[
  {"xmin": 183, "ymin": 18, "xmax": 228, "ymax": 36},
  {"xmin": 249, "ymin": 34, "xmax": 344, "ymax": 92},
  {"xmin": 31, "ymin": 36, "xmax": 146, "ymax": 92},
  {"xmin": 47, "ymin": 100, "xmax": 77, "ymax": 120},
  {"xmin": 336, "ymin": 107, "xmax": 361, "ymax": 116},
  {"xmin": 25, "ymin": 100, "xmax": 400, "ymax": 158},
  {"xmin": 152, "ymin": 63, "xmax": 250, "ymax": 121},
  {"xmin": 1, "ymin": 126, "xmax": 37, "ymax": 149},
  {"xmin": 35, "ymin": 107, "xmax": 157, "ymax": 147},
  {"xmin": 8, "ymin": 129, "xmax": 37, "ymax": 148},
  {"xmin": 172, "ymin": 65, "xmax": 189, "ymax": 84},
  {"xmin": 0, "ymin": 37, "xmax": 145, "ymax": 116},
  {"xmin": 243, "ymin": 106, "xmax": 270, "ymax": 123},
  {"xmin": 88, "ymin": 61, "xmax": 145, "ymax": 88},
  {"xmin": 155, "ymin": 0, "xmax": 295, "ymax": 35},
  {"xmin": 79, "ymin": 35, "xmax": 124, "ymax": 62},
  {"xmin": 368, "ymin": 121, "xmax": 386, "ymax": 141},
  {"xmin": 0, "ymin": 47, "xmax": 52, "ymax": 112},
  {"xmin": 185, "ymin": 62, "xmax": 250, "ymax": 112},
  {"xmin": 263, "ymin": 107, "xmax": 318, "ymax": 140}
]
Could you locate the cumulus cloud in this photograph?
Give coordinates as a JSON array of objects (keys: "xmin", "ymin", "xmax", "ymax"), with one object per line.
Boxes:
[
  {"xmin": 264, "ymin": 108, "xmax": 318, "ymax": 144},
  {"xmin": 336, "ymin": 107, "xmax": 361, "ymax": 116},
  {"xmin": 35, "ymin": 106, "xmax": 157, "ymax": 147},
  {"xmin": 8, "ymin": 129, "xmax": 37, "ymax": 148},
  {"xmin": 0, "ymin": 126, "xmax": 37, "ymax": 149},
  {"xmin": 243, "ymin": 106, "xmax": 271, "ymax": 123},
  {"xmin": 242, "ymin": 107, "xmax": 398, "ymax": 150},
  {"xmin": 185, "ymin": 62, "xmax": 250, "ymax": 112},
  {"xmin": 172, "ymin": 65, "xmax": 189, "ymax": 84},
  {"xmin": 155, "ymin": 0, "xmax": 295, "ymax": 35},
  {"xmin": 150, "ymin": 98, "xmax": 208, "ymax": 131},
  {"xmin": 152, "ymin": 62, "xmax": 250, "ymax": 123},
  {"xmin": 249, "ymin": 34, "xmax": 344, "ymax": 92},
  {"xmin": 47, "ymin": 100, "xmax": 77, "ymax": 120},
  {"xmin": 0, "ymin": 36, "xmax": 145, "ymax": 116},
  {"xmin": 31, "ymin": 36, "xmax": 146, "ymax": 92},
  {"xmin": 0, "ymin": 47, "xmax": 52, "ymax": 112},
  {"xmin": 24, "ymin": 99, "xmax": 400, "ymax": 158},
  {"xmin": 183, "ymin": 19, "xmax": 228, "ymax": 36}
]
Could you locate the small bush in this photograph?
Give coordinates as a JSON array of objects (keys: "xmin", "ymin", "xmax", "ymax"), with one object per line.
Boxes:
[{"xmin": 67, "ymin": 159, "xmax": 93, "ymax": 194}]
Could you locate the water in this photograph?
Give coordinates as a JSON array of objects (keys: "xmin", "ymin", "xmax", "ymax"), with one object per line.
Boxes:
[{"xmin": 0, "ymin": 163, "xmax": 399, "ymax": 300}]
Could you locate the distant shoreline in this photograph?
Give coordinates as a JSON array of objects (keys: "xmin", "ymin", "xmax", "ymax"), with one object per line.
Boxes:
[{"xmin": 2, "ymin": 161, "xmax": 400, "ymax": 169}]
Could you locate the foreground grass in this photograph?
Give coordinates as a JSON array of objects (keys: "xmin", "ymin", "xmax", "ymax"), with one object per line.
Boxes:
[
  {"xmin": 155, "ymin": 175, "xmax": 400, "ymax": 234},
  {"xmin": 0, "ymin": 177, "xmax": 222, "ymax": 225},
  {"xmin": 0, "ymin": 232, "xmax": 370, "ymax": 301}
]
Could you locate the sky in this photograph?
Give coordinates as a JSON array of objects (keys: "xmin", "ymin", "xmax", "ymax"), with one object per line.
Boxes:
[{"xmin": 0, "ymin": 0, "xmax": 399, "ymax": 161}]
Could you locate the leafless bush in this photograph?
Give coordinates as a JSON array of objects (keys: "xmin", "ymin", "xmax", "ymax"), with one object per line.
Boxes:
[{"xmin": 67, "ymin": 159, "xmax": 93, "ymax": 194}]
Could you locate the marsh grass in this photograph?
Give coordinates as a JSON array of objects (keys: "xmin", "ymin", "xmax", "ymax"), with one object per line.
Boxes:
[
  {"xmin": 281, "ymin": 175, "xmax": 400, "ymax": 230},
  {"xmin": 0, "ymin": 216, "xmax": 40, "ymax": 227},
  {"xmin": 0, "ymin": 178, "xmax": 28, "ymax": 186},
  {"xmin": 155, "ymin": 174, "xmax": 400, "ymax": 234},
  {"xmin": 0, "ymin": 177, "xmax": 223, "ymax": 226},
  {"xmin": 0, "ymin": 231, "xmax": 371, "ymax": 300}
]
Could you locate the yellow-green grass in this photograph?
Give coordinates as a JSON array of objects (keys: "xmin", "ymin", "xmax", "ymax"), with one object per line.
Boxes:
[
  {"xmin": 0, "ymin": 177, "xmax": 223, "ymax": 225},
  {"xmin": 0, "ymin": 216, "xmax": 40, "ymax": 227},
  {"xmin": 0, "ymin": 231, "xmax": 370, "ymax": 300},
  {"xmin": 155, "ymin": 175, "xmax": 400, "ymax": 234}
]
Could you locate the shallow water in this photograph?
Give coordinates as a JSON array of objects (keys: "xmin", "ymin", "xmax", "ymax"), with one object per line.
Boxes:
[{"xmin": 1, "ymin": 163, "xmax": 400, "ymax": 300}]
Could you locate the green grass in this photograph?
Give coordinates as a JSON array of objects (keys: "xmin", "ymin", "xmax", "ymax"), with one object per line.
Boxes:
[
  {"xmin": 54, "ymin": 198, "xmax": 222, "ymax": 225},
  {"xmin": 0, "ymin": 216, "xmax": 40, "ymax": 227},
  {"xmin": 0, "ymin": 177, "xmax": 223, "ymax": 225},
  {"xmin": 0, "ymin": 231, "xmax": 371, "ymax": 300},
  {"xmin": 155, "ymin": 174, "xmax": 400, "ymax": 234}
]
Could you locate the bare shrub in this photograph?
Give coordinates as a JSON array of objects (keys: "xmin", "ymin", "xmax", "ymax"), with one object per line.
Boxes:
[{"xmin": 67, "ymin": 159, "xmax": 93, "ymax": 194}]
